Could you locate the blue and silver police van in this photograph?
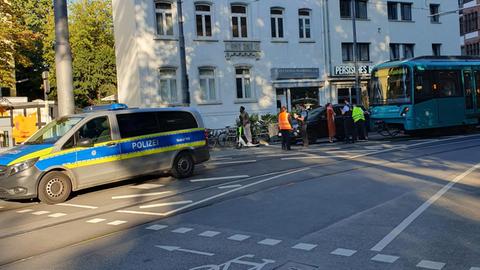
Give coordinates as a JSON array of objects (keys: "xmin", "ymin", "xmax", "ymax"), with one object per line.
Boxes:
[{"xmin": 0, "ymin": 104, "xmax": 210, "ymax": 204}]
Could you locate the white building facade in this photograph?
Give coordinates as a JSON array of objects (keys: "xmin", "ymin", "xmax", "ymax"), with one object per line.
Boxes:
[{"xmin": 112, "ymin": 0, "xmax": 460, "ymax": 128}]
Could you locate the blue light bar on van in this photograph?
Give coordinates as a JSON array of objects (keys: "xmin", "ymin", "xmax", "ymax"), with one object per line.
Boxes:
[{"xmin": 83, "ymin": 103, "xmax": 129, "ymax": 112}]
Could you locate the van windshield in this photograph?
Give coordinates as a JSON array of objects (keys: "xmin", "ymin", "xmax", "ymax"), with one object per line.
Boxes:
[{"xmin": 25, "ymin": 117, "xmax": 84, "ymax": 145}]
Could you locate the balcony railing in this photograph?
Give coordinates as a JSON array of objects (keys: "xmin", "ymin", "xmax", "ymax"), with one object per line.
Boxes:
[{"xmin": 224, "ymin": 40, "xmax": 261, "ymax": 60}]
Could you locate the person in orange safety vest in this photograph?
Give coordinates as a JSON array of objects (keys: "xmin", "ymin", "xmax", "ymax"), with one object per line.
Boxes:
[{"xmin": 278, "ymin": 106, "xmax": 293, "ymax": 150}]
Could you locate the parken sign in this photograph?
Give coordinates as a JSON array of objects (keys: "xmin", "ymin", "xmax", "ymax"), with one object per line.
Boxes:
[{"xmin": 334, "ymin": 65, "xmax": 372, "ymax": 76}]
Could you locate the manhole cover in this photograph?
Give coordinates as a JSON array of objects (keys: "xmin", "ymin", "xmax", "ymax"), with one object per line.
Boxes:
[{"xmin": 274, "ymin": 261, "xmax": 319, "ymax": 270}]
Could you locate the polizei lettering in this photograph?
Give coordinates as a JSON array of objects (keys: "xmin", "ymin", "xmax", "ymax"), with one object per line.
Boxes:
[{"xmin": 132, "ymin": 139, "xmax": 160, "ymax": 150}]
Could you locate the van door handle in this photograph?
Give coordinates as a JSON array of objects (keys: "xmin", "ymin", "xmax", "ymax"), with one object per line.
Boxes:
[{"xmin": 106, "ymin": 142, "xmax": 117, "ymax": 147}]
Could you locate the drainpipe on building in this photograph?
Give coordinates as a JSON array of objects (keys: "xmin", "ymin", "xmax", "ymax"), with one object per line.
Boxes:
[
  {"xmin": 351, "ymin": 0, "xmax": 360, "ymax": 104},
  {"xmin": 177, "ymin": 0, "xmax": 190, "ymax": 106}
]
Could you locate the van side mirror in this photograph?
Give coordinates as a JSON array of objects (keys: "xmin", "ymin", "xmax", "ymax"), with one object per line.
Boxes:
[{"xmin": 78, "ymin": 138, "xmax": 94, "ymax": 148}]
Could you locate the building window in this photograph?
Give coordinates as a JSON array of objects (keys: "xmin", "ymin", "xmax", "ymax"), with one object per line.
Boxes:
[
  {"xmin": 400, "ymin": 3, "xmax": 412, "ymax": 21},
  {"xmin": 463, "ymin": 12, "xmax": 478, "ymax": 34},
  {"xmin": 465, "ymin": 43, "xmax": 480, "ymax": 56},
  {"xmin": 159, "ymin": 68, "xmax": 178, "ymax": 103},
  {"xmin": 271, "ymin": 8, "xmax": 284, "ymax": 39},
  {"xmin": 155, "ymin": 2, "xmax": 174, "ymax": 36},
  {"xmin": 195, "ymin": 3, "xmax": 212, "ymax": 37},
  {"xmin": 390, "ymin": 43, "xmax": 400, "ymax": 60},
  {"xmin": 403, "ymin": 44, "xmax": 415, "ymax": 58},
  {"xmin": 342, "ymin": 43, "xmax": 370, "ymax": 62},
  {"xmin": 199, "ymin": 67, "xmax": 216, "ymax": 102},
  {"xmin": 235, "ymin": 67, "xmax": 252, "ymax": 99},
  {"xmin": 340, "ymin": 0, "xmax": 368, "ymax": 19},
  {"xmin": 298, "ymin": 9, "xmax": 311, "ymax": 39},
  {"xmin": 432, "ymin": 44, "xmax": 441, "ymax": 56},
  {"xmin": 231, "ymin": 4, "xmax": 248, "ymax": 38},
  {"xmin": 430, "ymin": 4, "xmax": 440, "ymax": 23},
  {"xmin": 387, "ymin": 2, "xmax": 398, "ymax": 20}
]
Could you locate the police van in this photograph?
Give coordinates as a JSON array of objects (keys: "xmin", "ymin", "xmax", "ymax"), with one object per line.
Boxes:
[{"xmin": 0, "ymin": 104, "xmax": 210, "ymax": 204}]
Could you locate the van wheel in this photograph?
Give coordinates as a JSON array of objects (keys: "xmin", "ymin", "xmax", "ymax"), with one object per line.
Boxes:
[
  {"xmin": 38, "ymin": 171, "xmax": 72, "ymax": 204},
  {"xmin": 171, "ymin": 152, "xmax": 194, "ymax": 179}
]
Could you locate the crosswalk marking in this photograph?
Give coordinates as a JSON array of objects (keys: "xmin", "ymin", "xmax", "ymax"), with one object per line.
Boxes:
[
  {"xmin": 17, "ymin": 209, "xmax": 33, "ymax": 213},
  {"xmin": 258, "ymin": 239, "xmax": 282, "ymax": 246},
  {"xmin": 32, "ymin": 211, "xmax": 50, "ymax": 215},
  {"xmin": 199, "ymin": 231, "xmax": 220, "ymax": 237},
  {"xmin": 172, "ymin": 227, "xmax": 193, "ymax": 234},
  {"xmin": 292, "ymin": 243, "xmax": 317, "ymax": 251},
  {"xmin": 371, "ymin": 254, "xmax": 399, "ymax": 263},
  {"xmin": 228, "ymin": 234, "xmax": 250, "ymax": 241},
  {"xmin": 146, "ymin": 224, "xmax": 168, "ymax": 231},
  {"xmin": 86, "ymin": 218, "xmax": 106, "ymax": 224},
  {"xmin": 107, "ymin": 220, "xmax": 127, "ymax": 226},
  {"xmin": 48, "ymin": 213, "xmax": 67, "ymax": 218},
  {"xmin": 331, "ymin": 248, "xmax": 357, "ymax": 257},
  {"xmin": 416, "ymin": 260, "xmax": 445, "ymax": 270}
]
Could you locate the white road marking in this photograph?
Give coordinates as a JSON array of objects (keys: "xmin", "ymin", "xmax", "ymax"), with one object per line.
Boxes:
[
  {"xmin": 211, "ymin": 157, "xmax": 233, "ymax": 161},
  {"xmin": 228, "ymin": 234, "xmax": 250, "ymax": 241},
  {"xmin": 172, "ymin": 227, "xmax": 193, "ymax": 234},
  {"xmin": 57, "ymin": 203, "xmax": 98, "ymax": 209},
  {"xmin": 17, "ymin": 209, "xmax": 33, "ymax": 213},
  {"xmin": 218, "ymin": 184, "xmax": 243, "ymax": 189},
  {"xmin": 32, "ymin": 211, "xmax": 50, "ymax": 215},
  {"xmin": 371, "ymin": 254, "xmax": 399, "ymax": 263},
  {"xmin": 199, "ymin": 231, "xmax": 220, "ymax": 237},
  {"xmin": 331, "ymin": 248, "xmax": 357, "ymax": 257},
  {"xmin": 0, "ymin": 206, "xmax": 3, "ymax": 209},
  {"xmin": 371, "ymin": 162, "xmax": 480, "ymax": 252},
  {"xmin": 416, "ymin": 260, "xmax": 445, "ymax": 270},
  {"xmin": 258, "ymin": 239, "xmax": 282, "ymax": 246},
  {"xmin": 261, "ymin": 153, "xmax": 303, "ymax": 158},
  {"xmin": 111, "ymin": 191, "xmax": 172, "ymax": 200},
  {"xmin": 86, "ymin": 218, "xmax": 106, "ymax": 224},
  {"xmin": 469, "ymin": 267, "xmax": 480, "ymax": 270},
  {"xmin": 292, "ymin": 243, "xmax": 317, "ymax": 251},
  {"xmin": 155, "ymin": 245, "xmax": 214, "ymax": 256},
  {"xmin": 190, "ymin": 175, "xmax": 249, "ymax": 183},
  {"xmin": 116, "ymin": 210, "xmax": 167, "ymax": 216},
  {"xmin": 146, "ymin": 224, "xmax": 168, "ymax": 231},
  {"xmin": 107, "ymin": 220, "xmax": 127, "ymax": 226},
  {"xmin": 130, "ymin": 184, "xmax": 164, "ymax": 190},
  {"xmin": 282, "ymin": 155, "xmax": 352, "ymax": 160},
  {"xmin": 48, "ymin": 213, "xmax": 67, "ymax": 218},
  {"xmin": 139, "ymin": 200, "xmax": 192, "ymax": 209},
  {"xmin": 207, "ymin": 160, "xmax": 257, "ymax": 166},
  {"xmin": 159, "ymin": 167, "xmax": 310, "ymax": 217}
]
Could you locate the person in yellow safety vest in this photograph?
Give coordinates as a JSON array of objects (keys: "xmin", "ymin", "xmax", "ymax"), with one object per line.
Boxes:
[
  {"xmin": 352, "ymin": 104, "xmax": 368, "ymax": 141},
  {"xmin": 278, "ymin": 106, "xmax": 293, "ymax": 150}
]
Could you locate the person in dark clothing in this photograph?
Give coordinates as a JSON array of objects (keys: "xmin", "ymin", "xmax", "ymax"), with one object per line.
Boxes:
[
  {"xmin": 295, "ymin": 104, "xmax": 309, "ymax": 147},
  {"xmin": 341, "ymin": 99, "xmax": 354, "ymax": 143}
]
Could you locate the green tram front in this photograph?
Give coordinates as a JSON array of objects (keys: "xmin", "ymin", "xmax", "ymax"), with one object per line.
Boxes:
[{"xmin": 369, "ymin": 56, "xmax": 480, "ymax": 134}]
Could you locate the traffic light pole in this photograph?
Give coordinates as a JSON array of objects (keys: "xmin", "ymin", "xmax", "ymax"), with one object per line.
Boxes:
[{"xmin": 54, "ymin": 0, "xmax": 75, "ymax": 116}]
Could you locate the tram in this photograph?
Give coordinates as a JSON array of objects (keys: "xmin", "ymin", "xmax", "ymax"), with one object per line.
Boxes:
[{"xmin": 369, "ymin": 56, "xmax": 480, "ymax": 135}]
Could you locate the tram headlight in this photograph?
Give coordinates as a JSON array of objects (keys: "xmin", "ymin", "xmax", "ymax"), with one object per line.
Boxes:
[{"xmin": 400, "ymin": 107, "xmax": 410, "ymax": 117}]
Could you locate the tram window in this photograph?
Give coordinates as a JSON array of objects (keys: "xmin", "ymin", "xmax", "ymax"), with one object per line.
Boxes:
[
  {"xmin": 414, "ymin": 71, "xmax": 434, "ymax": 103},
  {"xmin": 437, "ymin": 71, "xmax": 461, "ymax": 97}
]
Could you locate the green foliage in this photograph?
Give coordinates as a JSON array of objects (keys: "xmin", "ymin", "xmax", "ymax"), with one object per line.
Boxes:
[{"xmin": 260, "ymin": 113, "xmax": 278, "ymax": 124}]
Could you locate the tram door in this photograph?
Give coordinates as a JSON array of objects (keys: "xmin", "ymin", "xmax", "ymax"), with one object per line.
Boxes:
[
  {"xmin": 464, "ymin": 70, "xmax": 476, "ymax": 115},
  {"xmin": 474, "ymin": 71, "xmax": 480, "ymax": 111}
]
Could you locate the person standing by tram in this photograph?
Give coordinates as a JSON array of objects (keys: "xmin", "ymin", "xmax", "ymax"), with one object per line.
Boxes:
[
  {"xmin": 341, "ymin": 99, "xmax": 354, "ymax": 143},
  {"xmin": 278, "ymin": 106, "xmax": 293, "ymax": 150},
  {"xmin": 326, "ymin": 103, "xmax": 336, "ymax": 143},
  {"xmin": 352, "ymin": 104, "xmax": 367, "ymax": 141}
]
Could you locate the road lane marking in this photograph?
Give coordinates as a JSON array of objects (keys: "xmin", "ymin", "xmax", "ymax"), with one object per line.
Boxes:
[
  {"xmin": 371, "ymin": 254, "xmax": 399, "ymax": 263},
  {"xmin": 207, "ymin": 160, "xmax": 257, "ymax": 166},
  {"xmin": 86, "ymin": 218, "xmax": 106, "ymax": 224},
  {"xmin": 17, "ymin": 209, "xmax": 33, "ymax": 213},
  {"xmin": 190, "ymin": 175, "xmax": 249, "ymax": 182},
  {"xmin": 146, "ymin": 224, "xmax": 168, "ymax": 230},
  {"xmin": 48, "ymin": 213, "xmax": 67, "ymax": 218},
  {"xmin": 261, "ymin": 153, "xmax": 303, "ymax": 158},
  {"xmin": 57, "ymin": 203, "xmax": 98, "ymax": 209},
  {"xmin": 139, "ymin": 200, "xmax": 192, "ymax": 209},
  {"xmin": 32, "ymin": 211, "xmax": 50, "ymax": 215},
  {"xmin": 228, "ymin": 234, "xmax": 250, "ymax": 241},
  {"xmin": 107, "ymin": 220, "xmax": 127, "ymax": 226},
  {"xmin": 470, "ymin": 267, "xmax": 480, "ymax": 270},
  {"xmin": 416, "ymin": 260, "xmax": 445, "ymax": 270},
  {"xmin": 330, "ymin": 248, "xmax": 357, "ymax": 257},
  {"xmin": 155, "ymin": 245, "xmax": 214, "ymax": 256},
  {"xmin": 172, "ymin": 227, "xmax": 193, "ymax": 234},
  {"xmin": 282, "ymin": 155, "xmax": 353, "ymax": 160},
  {"xmin": 0, "ymin": 206, "xmax": 3, "ymax": 209},
  {"xmin": 211, "ymin": 157, "xmax": 233, "ymax": 161},
  {"xmin": 218, "ymin": 184, "xmax": 243, "ymax": 189},
  {"xmin": 371, "ymin": 162, "xmax": 480, "ymax": 252},
  {"xmin": 130, "ymin": 184, "xmax": 164, "ymax": 190},
  {"xmin": 199, "ymin": 231, "xmax": 220, "ymax": 237},
  {"xmin": 258, "ymin": 239, "xmax": 282, "ymax": 246},
  {"xmin": 292, "ymin": 243, "xmax": 317, "ymax": 251},
  {"xmin": 111, "ymin": 191, "xmax": 172, "ymax": 200},
  {"xmin": 116, "ymin": 210, "xmax": 167, "ymax": 216},
  {"xmin": 159, "ymin": 167, "xmax": 310, "ymax": 216}
]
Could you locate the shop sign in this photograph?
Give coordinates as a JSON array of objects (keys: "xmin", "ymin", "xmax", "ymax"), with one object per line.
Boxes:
[
  {"xmin": 334, "ymin": 65, "xmax": 372, "ymax": 76},
  {"xmin": 271, "ymin": 68, "xmax": 319, "ymax": 80}
]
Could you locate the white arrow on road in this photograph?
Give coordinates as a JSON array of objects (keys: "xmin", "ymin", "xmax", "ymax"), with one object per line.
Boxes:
[{"xmin": 155, "ymin": 245, "xmax": 215, "ymax": 256}]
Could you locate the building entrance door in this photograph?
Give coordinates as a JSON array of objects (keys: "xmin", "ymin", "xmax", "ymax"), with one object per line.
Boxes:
[{"xmin": 290, "ymin": 87, "xmax": 319, "ymax": 109}]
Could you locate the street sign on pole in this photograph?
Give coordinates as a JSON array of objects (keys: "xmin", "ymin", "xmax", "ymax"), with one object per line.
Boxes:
[{"xmin": 42, "ymin": 71, "xmax": 51, "ymax": 123}]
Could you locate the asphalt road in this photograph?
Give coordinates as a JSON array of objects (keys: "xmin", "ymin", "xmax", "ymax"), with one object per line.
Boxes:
[{"xmin": 0, "ymin": 133, "xmax": 480, "ymax": 270}]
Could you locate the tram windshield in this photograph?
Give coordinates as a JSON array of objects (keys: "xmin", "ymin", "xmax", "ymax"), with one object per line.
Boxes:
[{"xmin": 370, "ymin": 66, "xmax": 412, "ymax": 105}]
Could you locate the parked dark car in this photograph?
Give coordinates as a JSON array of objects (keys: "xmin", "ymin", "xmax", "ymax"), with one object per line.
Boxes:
[{"xmin": 294, "ymin": 104, "xmax": 370, "ymax": 143}]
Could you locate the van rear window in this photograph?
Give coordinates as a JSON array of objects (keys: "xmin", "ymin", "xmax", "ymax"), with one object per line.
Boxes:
[{"xmin": 117, "ymin": 111, "xmax": 198, "ymax": 139}]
